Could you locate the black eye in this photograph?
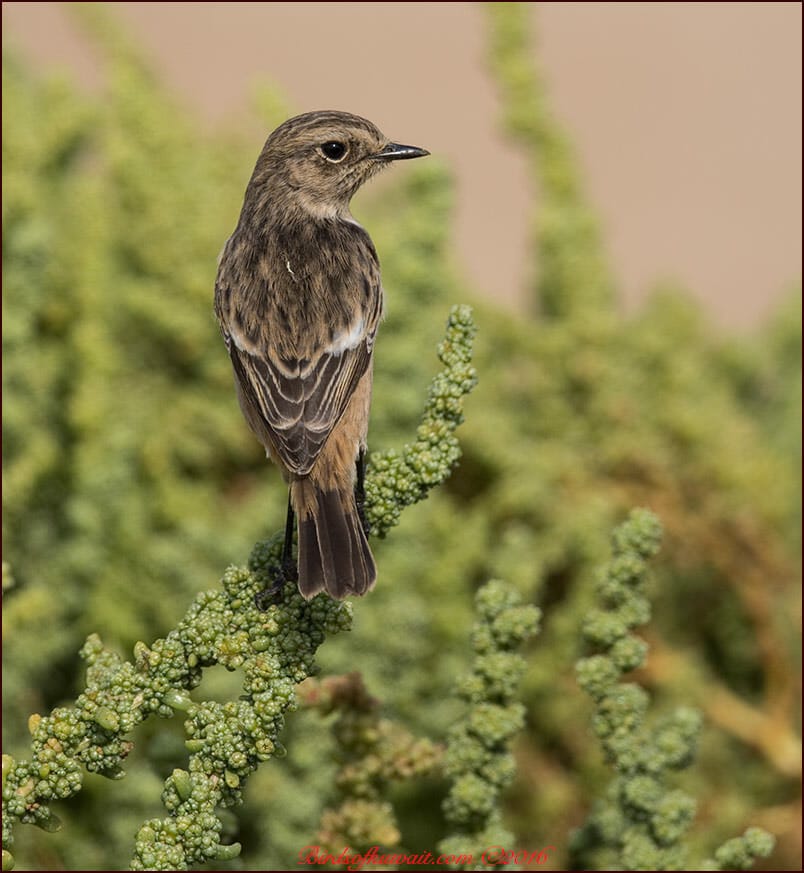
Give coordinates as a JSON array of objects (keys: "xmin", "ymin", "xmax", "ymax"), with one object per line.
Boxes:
[{"xmin": 320, "ymin": 141, "xmax": 347, "ymax": 161}]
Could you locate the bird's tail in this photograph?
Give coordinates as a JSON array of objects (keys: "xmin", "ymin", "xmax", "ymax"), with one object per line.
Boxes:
[{"xmin": 294, "ymin": 484, "xmax": 376, "ymax": 599}]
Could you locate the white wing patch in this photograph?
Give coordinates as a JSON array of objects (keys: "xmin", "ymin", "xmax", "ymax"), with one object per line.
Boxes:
[
  {"xmin": 327, "ymin": 316, "xmax": 365, "ymax": 356},
  {"xmin": 228, "ymin": 324, "xmax": 260, "ymax": 356}
]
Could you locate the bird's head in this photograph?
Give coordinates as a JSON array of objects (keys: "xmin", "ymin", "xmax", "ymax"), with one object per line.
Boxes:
[{"xmin": 246, "ymin": 110, "xmax": 429, "ymax": 221}]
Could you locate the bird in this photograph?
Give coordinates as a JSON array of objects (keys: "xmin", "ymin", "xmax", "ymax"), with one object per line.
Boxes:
[{"xmin": 214, "ymin": 110, "xmax": 429, "ymax": 602}]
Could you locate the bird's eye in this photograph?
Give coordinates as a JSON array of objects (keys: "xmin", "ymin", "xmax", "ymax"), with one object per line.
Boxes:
[{"xmin": 320, "ymin": 141, "xmax": 348, "ymax": 162}]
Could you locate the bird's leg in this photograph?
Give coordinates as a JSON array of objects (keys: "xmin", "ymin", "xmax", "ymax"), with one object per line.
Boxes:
[
  {"xmin": 355, "ymin": 448, "xmax": 371, "ymax": 537},
  {"xmin": 280, "ymin": 495, "xmax": 298, "ymax": 581},
  {"xmin": 255, "ymin": 493, "xmax": 298, "ymax": 611}
]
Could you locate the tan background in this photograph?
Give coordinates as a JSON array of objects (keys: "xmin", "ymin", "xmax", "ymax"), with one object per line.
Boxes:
[{"xmin": 3, "ymin": 2, "xmax": 801, "ymax": 331}]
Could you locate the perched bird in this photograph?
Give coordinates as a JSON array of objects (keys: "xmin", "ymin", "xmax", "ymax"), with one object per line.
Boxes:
[{"xmin": 214, "ymin": 110, "xmax": 429, "ymax": 601}]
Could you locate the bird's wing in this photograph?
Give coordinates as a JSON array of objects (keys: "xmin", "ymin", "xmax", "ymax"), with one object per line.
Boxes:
[{"xmin": 222, "ymin": 307, "xmax": 379, "ymax": 476}]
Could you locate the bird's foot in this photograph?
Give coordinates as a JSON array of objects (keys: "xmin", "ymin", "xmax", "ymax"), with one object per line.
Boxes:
[{"xmin": 254, "ymin": 558, "xmax": 298, "ymax": 611}]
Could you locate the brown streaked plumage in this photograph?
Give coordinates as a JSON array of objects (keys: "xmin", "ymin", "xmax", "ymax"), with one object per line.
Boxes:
[{"xmin": 214, "ymin": 110, "xmax": 429, "ymax": 600}]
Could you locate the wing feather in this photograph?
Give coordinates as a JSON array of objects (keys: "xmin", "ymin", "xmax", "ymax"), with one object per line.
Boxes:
[{"xmin": 224, "ymin": 314, "xmax": 376, "ymax": 475}]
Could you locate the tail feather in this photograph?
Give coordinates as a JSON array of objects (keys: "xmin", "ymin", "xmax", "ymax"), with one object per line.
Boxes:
[{"xmin": 297, "ymin": 488, "xmax": 376, "ymax": 599}]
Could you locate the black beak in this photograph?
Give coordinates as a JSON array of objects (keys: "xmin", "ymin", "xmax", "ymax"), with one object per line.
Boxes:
[{"xmin": 373, "ymin": 141, "xmax": 430, "ymax": 161}]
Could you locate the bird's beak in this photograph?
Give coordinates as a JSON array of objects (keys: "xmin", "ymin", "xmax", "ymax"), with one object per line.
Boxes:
[{"xmin": 373, "ymin": 142, "xmax": 430, "ymax": 161}]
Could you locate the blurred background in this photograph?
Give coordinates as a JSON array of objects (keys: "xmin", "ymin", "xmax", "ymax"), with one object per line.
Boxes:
[
  {"xmin": 3, "ymin": 1, "xmax": 801, "ymax": 328},
  {"xmin": 2, "ymin": 3, "xmax": 801, "ymax": 871}
]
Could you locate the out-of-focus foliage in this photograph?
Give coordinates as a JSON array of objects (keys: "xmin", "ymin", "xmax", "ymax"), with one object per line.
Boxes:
[
  {"xmin": 572, "ymin": 509, "xmax": 774, "ymax": 870},
  {"xmin": 298, "ymin": 671, "xmax": 443, "ymax": 858},
  {"xmin": 438, "ymin": 581, "xmax": 541, "ymax": 869},
  {"xmin": 474, "ymin": 6, "xmax": 800, "ymax": 868},
  {"xmin": 2, "ymin": 2, "xmax": 800, "ymax": 870}
]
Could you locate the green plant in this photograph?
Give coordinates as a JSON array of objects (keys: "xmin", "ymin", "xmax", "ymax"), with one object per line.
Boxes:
[
  {"xmin": 3, "ymin": 2, "xmax": 799, "ymax": 869},
  {"xmin": 572, "ymin": 509, "xmax": 774, "ymax": 870},
  {"xmin": 438, "ymin": 581, "xmax": 541, "ymax": 870}
]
